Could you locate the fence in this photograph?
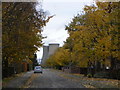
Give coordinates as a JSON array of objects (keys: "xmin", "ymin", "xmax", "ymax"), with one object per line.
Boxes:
[
  {"xmin": 62, "ymin": 66, "xmax": 87, "ymax": 75},
  {"xmin": 2, "ymin": 62, "xmax": 33, "ymax": 79}
]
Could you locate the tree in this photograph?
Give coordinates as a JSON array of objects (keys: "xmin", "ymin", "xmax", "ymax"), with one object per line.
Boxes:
[
  {"xmin": 46, "ymin": 48, "xmax": 71, "ymax": 69},
  {"xmin": 2, "ymin": 2, "xmax": 52, "ymax": 73},
  {"xmin": 46, "ymin": 1, "xmax": 119, "ymax": 71},
  {"xmin": 65, "ymin": 2, "xmax": 120, "ymax": 69}
]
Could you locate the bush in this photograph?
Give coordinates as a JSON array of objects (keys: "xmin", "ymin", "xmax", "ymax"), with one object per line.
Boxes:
[
  {"xmin": 87, "ymin": 74, "xmax": 92, "ymax": 78},
  {"xmin": 94, "ymin": 71, "xmax": 109, "ymax": 78}
]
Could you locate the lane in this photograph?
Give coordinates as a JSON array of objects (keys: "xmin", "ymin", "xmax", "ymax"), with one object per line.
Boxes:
[
  {"xmin": 3, "ymin": 69, "xmax": 119, "ymax": 88},
  {"xmin": 28, "ymin": 69, "xmax": 85, "ymax": 88}
]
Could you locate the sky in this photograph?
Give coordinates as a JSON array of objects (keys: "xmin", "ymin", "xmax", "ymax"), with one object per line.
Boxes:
[{"xmin": 36, "ymin": 0, "xmax": 94, "ymax": 60}]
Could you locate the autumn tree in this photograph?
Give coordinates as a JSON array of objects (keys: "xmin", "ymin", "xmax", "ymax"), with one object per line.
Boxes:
[
  {"xmin": 65, "ymin": 2, "xmax": 120, "ymax": 69},
  {"xmin": 2, "ymin": 2, "xmax": 52, "ymax": 72},
  {"xmin": 46, "ymin": 47, "xmax": 71, "ymax": 69},
  {"xmin": 45, "ymin": 1, "xmax": 119, "ymax": 73}
]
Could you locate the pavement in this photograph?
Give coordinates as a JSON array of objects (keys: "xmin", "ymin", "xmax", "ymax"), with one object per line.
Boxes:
[
  {"xmin": 52, "ymin": 69, "xmax": 120, "ymax": 88},
  {"xmin": 2, "ymin": 71, "xmax": 34, "ymax": 88}
]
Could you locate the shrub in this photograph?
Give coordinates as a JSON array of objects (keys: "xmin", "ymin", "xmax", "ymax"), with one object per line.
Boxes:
[
  {"xmin": 87, "ymin": 74, "xmax": 92, "ymax": 78},
  {"xmin": 94, "ymin": 71, "xmax": 109, "ymax": 78}
]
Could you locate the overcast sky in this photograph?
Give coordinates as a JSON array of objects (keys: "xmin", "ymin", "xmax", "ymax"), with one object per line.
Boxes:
[{"xmin": 36, "ymin": 0, "xmax": 94, "ymax": 60}]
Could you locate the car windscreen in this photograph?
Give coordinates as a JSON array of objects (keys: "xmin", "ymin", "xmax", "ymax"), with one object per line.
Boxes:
[{"xmin": 35, "ymin": 66, "xmax": 41, "ymax": 69}]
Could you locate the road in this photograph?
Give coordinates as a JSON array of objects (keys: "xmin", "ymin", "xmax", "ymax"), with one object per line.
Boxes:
[
  {"xmin": 24, "ymin": 69, "xmax": 85, "ymax": 88},
  {"xmin": 3, "ymin": 69, "xmax": 119, "ymax": 89}
]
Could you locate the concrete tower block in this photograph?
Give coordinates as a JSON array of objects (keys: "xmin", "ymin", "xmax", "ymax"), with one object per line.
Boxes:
[
  {"xmin": 41, "ymin": 44, "xmax": 59, "ymax": 65},
  {"xmin": 41, "ymin": 46, "xmax": 49, "ymax": 64},
  {"xmin": 48, "ymin": 44, "xmax": 59, "ymax": 57}
]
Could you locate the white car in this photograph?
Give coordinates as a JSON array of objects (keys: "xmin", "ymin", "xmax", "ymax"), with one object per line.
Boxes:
[{"xmin": 34, "ymin": 66, "xmax": 43, "ymax": 73}]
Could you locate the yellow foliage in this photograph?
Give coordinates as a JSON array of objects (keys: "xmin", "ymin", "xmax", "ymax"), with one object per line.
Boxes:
[{"xmin": 47, "ymin": 2, "xmax": 120, "ymax": 68}]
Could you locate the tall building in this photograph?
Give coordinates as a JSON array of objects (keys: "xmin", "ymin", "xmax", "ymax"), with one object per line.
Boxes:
[
  {"xmin": 41, "ymin": 43, "xmax": 59, "ymax": 64},
  {"xmin": 42, "ymin": 46, "xmax": 49, "ymax": 63}
]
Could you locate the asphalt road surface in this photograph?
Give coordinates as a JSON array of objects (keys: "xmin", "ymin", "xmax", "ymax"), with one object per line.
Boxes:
[
  {"xmin": 24, "ymin": 69, "xmax": 85, "ymax": 88},
  {"xmin": 3, "ymin": 69, "xmax": 119, "ymax": 89}
]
